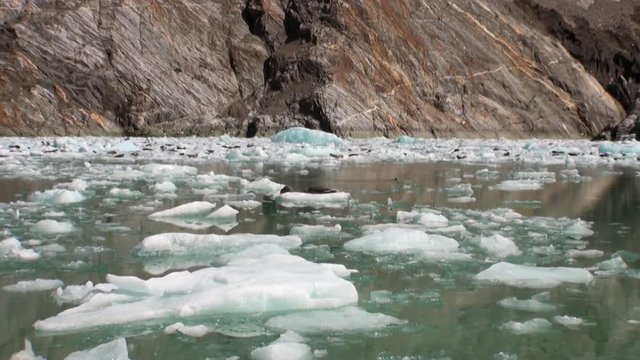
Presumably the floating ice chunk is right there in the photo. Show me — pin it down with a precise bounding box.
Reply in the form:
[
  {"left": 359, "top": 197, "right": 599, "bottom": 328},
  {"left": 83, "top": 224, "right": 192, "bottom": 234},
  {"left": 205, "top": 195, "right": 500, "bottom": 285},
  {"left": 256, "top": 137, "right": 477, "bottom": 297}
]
[
  {"left": 9, "top": 339, "right": 45, "bottom": 360},
  {"left": 416, "top": 213, "right": 449, "bottom": 228},
  {"left": 448, "top": 196, "right": 476, "bottom": 203},
  {"left": 3, "top": 279, "right": 63, "bottom": 292},
  {"left": 251, "top": 342, "right": 312, "bottom": 360},
  {"left": 142, "top": 164, "right": 198, "bottom": 178},
  {"left": 277, "top": 192, "right": 351, "bottom": 209},
  {"left": 108, "top": 188, "right": 142, "bottom": 199},
  {"left": 272, "top": 127, "right": 341, "bottom": 146},
  {"left": 494, "top": 180, "right": 543, "bottom": 191},
  {"left": 150, "top": 181, "right": 177, "bottom": 193},
  {"left": 475, "top": 168, "right": 500, "bottom": 180},
  {"left": 596, "top": 256, "right": 627, "bottom": 271},
  {"left": 344, "top": 228, "right": 461, "bottom": 260},
  {"left": 479, "top": 234, "right": 522, "bottom": 258},
  {"left": 445, "top": 183, "right": 474, "bottom": 197},
  {"left": 514, "top": 170, "right": 556, "bottom": 183},
  {"left": 396, "top": 211, "right": 418, "bottom": 224},
  {"left": 30, "top": 189, "right": 85, "bottom": 204},
  {"left": 475, "top": 262, "right": 593, "bottom": 288},
  {"left": 206, "top": 205, "right": 239, "bottom": 222},
  {"left": 64, "top": 338, "right": 129, "bottom": 360},
  {"left": 225, "top": 200, "right": 262, "bottom": 210},
  {"left": 497, "top": 297, "right": 557, "bottom": 312},
  {"left": 112, "top": 140, "right": 139, "bottom": 153},
  {"left": 553, "top": 315, "right": 584, "bottom": 328},
  {"left": 54, "top": 281, "right": 116, "bottom": 305},
  {"left": 394, "top": 135, "right": 418, "bottom": 144},
  {"left": 55, "top": 179, "right": 89, "bottom": 192},
  {"left": 149, "top": 201, "right": 217, "bottom": 218},
  {"left": 1, "top": 237, "right": 22, "bottom": 256},
  {"left": 563, "top": 220, "right": 594, "bottom": 239},
  {"left": 598, "top": 141, "right": 640, "bottom": 156},
  {"left": 138, "top": 233, "right": 301, "bottom": 255},
  {"left": 31, "top": 220, "right": 75, "bottom": 234},
  {"left": 501, "top": 318, "right": 552, "bottom": 335},
  {"left": 289, "top": 224, "right": 342, "bottom": 242},
  {"left": 265, "top": 306, "right": 406, "bottom": 335},
  {"left": 242, "top": 178, "right": 285, "bottom": 196},
  {"left": 164, "top": 322, "right": 210, "bottom": 337},
  {"left": 566, "top": 249, "right": 604, "bottom": 259},
  {"left": 34, "top": 253, "right": 357, "bottom": 334}
]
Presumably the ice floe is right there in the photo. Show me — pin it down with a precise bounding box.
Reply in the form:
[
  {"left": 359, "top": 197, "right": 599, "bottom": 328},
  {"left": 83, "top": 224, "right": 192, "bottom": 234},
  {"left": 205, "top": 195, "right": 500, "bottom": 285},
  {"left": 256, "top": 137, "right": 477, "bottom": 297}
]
[
  {"left": 3, "top": 279, "right": 64, "bottom": 292},
  {"left": 31, "top": 219, "right": 75, "bottom": 234},
  {"left": 34, "top": 253, "right": 357, "bottom": 334},
  {"left": 0, "top": 237, "right": 40, "bottom": 260},
  {"left": 164, "top": 322, "right": 210, "bottom": 337},
  {"left": 493, "top": 180, "right": 543, "bottom": 191},
  {"left": 553, "top": 315, "right": 585, "bottom": 328},
  {"left": 289, "top": 224, "right": 342, "bottom": 242},
  {"left": 64, "top": 338, "right": 129, "bottom": 360},
  {"left": 149, "top": 201, "right": 217, "bottom": 218},
  {"left": 276, "top": 192, "right": 351, "bottom": 209},
  {"left": 250, "top": 331, "right": 312, "bottom": 360},
  {"left": 30, "top": 189, "right": 85, "bottom": 204},
  {"left": 478, "top": 234, "right": 522, "bottom": 259},
  {"left": 501, "top": 318, "right": 552, "bottom": 334},
  {"left": 497, "top": 297, "right": 557, "bottom": 312},
  {"left": 271, "top": 127, "right": 341, "bottom": 146},
  {"left": 475, "top": 262, "right": 593, "bottom": 288},
  {"left": 137, "top": 233, "right": 301, "bottom": 255}
]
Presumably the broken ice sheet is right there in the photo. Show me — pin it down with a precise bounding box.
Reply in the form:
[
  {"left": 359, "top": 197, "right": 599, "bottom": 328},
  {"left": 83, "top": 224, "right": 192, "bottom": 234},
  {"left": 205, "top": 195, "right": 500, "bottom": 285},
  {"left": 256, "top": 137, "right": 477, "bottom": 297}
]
[
  {"left": 64, "top": 338, "right": 130, "bottom": 360},
  {"left": 475, "top": 262, "right": 593, "bottom": 289}
]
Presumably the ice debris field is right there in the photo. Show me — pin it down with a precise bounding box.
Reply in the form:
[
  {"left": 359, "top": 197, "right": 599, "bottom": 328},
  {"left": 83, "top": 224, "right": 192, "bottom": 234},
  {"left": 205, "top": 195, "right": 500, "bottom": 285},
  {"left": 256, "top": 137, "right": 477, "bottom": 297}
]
[{"left": 1, "top": 128, "right": 640, "bottom": 359}]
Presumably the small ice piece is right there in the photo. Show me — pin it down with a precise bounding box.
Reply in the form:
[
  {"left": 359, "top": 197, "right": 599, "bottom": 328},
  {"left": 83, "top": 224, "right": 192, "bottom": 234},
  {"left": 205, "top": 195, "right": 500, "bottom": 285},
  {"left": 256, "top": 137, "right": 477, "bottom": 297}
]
[
  {"left": 242, "top": 178, "right": 286, "bottom": 196},
  {"left": 3, "top": 279, "right": 64, "bottom": 292},
  {"left": 596, "top": 256, "right": 627, "bottom": 271},
  {"left": 344, "top": 228, "right": 461, "bottom": 259},
  {"left": 55, "top": 281, "right": 101, "bottom": 305},
  {"left": 225, "top": 199, "right": 262, "bottom": 210},
  {"left": 149, "top": 201, "right": 217, "bottom": 218},
  {"left": 563, "top": 220, "right": 594, "bottom": 239},
  {"left": 497, "top": 297, "right": 557, "bottom": 312},
  {"left": 445, "top": 183, "right": 474, "bottom": 197},
  {"left": 112, "top": 140, "right": 139, "bottom": 153},
  {"left": 513, "top": 170, "right": 556, "bottom": 183},
  {"left": 494, "top": 180, "right": 543, "bottom": 191},
  {"left": 475, "top": 168, "right": 500, "bottom": 180},
  {"left": 150, "top": 181, "right": 177, "bottom": 193},
  {"left": 138, "top": 233, "right": 301, "bottom": 255},
  {"left": 396, "top": 211, "right": 418, "bottom": 224},
  {"left": 289, "top": 224, "right": 342, "bottom": 242},
  {"left": 447, "top": 196, "right": 476, "bottom": 203},
  {"left": 416, "top": 213, "right": 449, "bottom": 228},
  {"left": 265, "top": 306, "right": 406, "bottom": 334},
  {"left": 64, "top": 338, "right": 130, "bottom": 360},
  {"left": 31, "top": 220, "right": 75, "bottom": 234},
  {"left": 566, "top": 249, "right": 604, "bottom": 259},
  {"left": 206, "top": 205, "right": 239, "bottom": 222},
  {"left": 479, "top": 234, "right": 522, "bottom": 258},
  {"left": 55, "top": 179, "right": 89, "bottom": 192},
  {"left": 108, "top": 188, "right": 142, "bottom": 199},
  {"left": 475, "top": 262, "right": 593, "bottom": 288},
  {"left": 271, "top": 127, "right": 341, "bottom": 146},
  {"left": 1, "top": 237, "right": 22, "bottom": 256},
  {"left": 164, "top": 322, "right": 210, "bottom": 337},
  {"left": 553, "top": 315, "right": 584, "bottom": 328},
  {"left": 251, "top": 341, "right": 312, "bottom": 360},
  {"left": 30, "top": 189, "right": 85, "bottom": 204},
  {"left": 501, "top": 318, "right": 552, "bottom": 335},
  {"left": 276, "top": 192, "right": 351, "bottom": 209},
  {"left": 9, "top": 339, "right": 45, "bottom": 360}
]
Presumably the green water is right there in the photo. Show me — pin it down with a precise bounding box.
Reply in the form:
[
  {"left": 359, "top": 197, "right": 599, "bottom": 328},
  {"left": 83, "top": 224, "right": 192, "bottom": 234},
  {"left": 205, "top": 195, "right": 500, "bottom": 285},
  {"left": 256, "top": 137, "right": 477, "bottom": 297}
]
[{"left": 1, "top": 161, "right": 639, "bottom": 359}]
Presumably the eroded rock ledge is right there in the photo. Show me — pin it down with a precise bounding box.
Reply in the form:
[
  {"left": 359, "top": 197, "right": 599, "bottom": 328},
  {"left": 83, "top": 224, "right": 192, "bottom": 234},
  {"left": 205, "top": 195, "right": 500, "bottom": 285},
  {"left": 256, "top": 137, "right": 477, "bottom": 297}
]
[{"left": 0, "top": 0, "right": 636, "bottom": 138}]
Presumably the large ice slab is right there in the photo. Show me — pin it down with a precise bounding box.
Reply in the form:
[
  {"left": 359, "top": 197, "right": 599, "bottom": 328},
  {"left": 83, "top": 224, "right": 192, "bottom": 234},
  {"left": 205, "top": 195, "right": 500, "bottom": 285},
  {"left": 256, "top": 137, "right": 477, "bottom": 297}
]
[
  {"left": 137, "top": 233, "right": 302, "bottom": 255},
  {"left": 344, "top": 227, "right": 464, "bottom": 260},
  {"left": 475, "top": 262, "right": 593, "bottom": 288},
  {"left": 276, "top": 192, "right": 351, "bottom": 209},
  {"left": 149, "top": 201, "right": 217, "bottom": 218},
  {"left": 34, "top": 253, "right": 357, "bottom": 334},
  {"left": 65, "top": 338, "right": 129, "bottom": 360},
  {"left": 271, "top": 127, "right": 341, "bottom": 146},
  {"left": 265, "top": 306, "right": 406, "bottom": 334}
]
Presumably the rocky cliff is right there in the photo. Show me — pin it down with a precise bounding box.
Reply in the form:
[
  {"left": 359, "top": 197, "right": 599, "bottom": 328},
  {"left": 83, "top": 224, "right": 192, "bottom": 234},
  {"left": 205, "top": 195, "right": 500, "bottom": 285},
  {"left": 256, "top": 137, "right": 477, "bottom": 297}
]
[{"left": 0, "top": 0, "right": 636, "bottom": 138}]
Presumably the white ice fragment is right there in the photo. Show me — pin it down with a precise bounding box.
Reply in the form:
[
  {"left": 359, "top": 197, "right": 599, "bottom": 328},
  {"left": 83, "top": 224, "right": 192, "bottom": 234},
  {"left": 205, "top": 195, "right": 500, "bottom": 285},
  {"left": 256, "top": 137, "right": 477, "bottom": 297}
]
[
  {"left": 475, "top": 262, "right": 593, "bottom": 289},
  {"left": 553, "top": 315, "right": 584, "bottom": 328},
  {"left": 150, "top": 181, "right": 177, "bottom": 193},
  {"left": 396, "top": 211, "right": 418, "bottom": 224},
  {"left": 447, "top": 196, "right": 476, "bottom": 203},
  {"left": 3, "top": 279, "right": 64, "bottom": 292},
  {"left": 149, "top": 201, "right": 217, "bottom": 218},
  {"left": 242, "top": 178, "right": 285, "bottom": 196},
  {"left": 596, "top": 256, "right": 627, "bottom": 271},
  {"left": 265, "top": 306, "right": 406, "bottom": 334},
  {"left": 416, "top": 213, "right": 449, "bottom": 228},
  {"left": 251, "top": 343, "right": 312, "bottom": 360},
  {"left": 142, "top": 164, "right": 198, "bottom": 178},
  {"left": 567, "top": 249, "right": 604, "bottom": 259},
  {"left": 138, "top": 233, "right": 301, "bottom": 255},
  {"left": 225, "top": 200, "right": 262, "bottom": 210},
  {"left": 289, "top": 224, "right": 342, "bottom": 242},
  {"left": 501, "top": 318, "right": 552, "bottom": 335},
  {"left": 9, "top": 339, "right": 45, "bottom": 360},
  {"left": 34, "top": 253, "right": 357, "bottom": 334},
  {"left": 344, "top": 228, "right": 461, "bottom": 260},
  {"left": 55, "top": 281, "right": 110, "bottom": 305},
  {"left": 1, "top": 237, "right": 22, "bottom": 256},
  {"left": 30, "top": 189, "right": 85, "bottom": 204},
  {"left": 271, "top": 127, "right": 341, "bottom": 146},
  {"left": 563, "top": 220, "right": 594, "bottom": 239},
  {"left": 513, "top": 170, "right": 556, "bottom": 183},
  {"left": 497, "top": 297, "right": 557, "bottom": 312},
  {"left": 64, "top": 338, "right": 129, "bottom": 360},
  {"left": 54, "top": 179, "right": 89, "bottom": 192},
  {"left": 31, "top": 220, "right": 75, "bottom": 234},
  {"left": 108, "top": 188, "right": 142, "bottom": 199},
  {"left": 112, "top": 140, "right": 139, "bottom": 153},
  {"left": 479, "top": 234, "right": 522, "bottom": 258},
  {"left": 206, "top": 205, "right": 239, "bottom": 222},
  {"left": 164, "top": 322, "right": 210, "bottom": 337},
  {"left": 494, "top": 180, "right": 543, "bottom": 191},
  {"left": 276, "top": 192, "right": 351, "bottom": 209}
]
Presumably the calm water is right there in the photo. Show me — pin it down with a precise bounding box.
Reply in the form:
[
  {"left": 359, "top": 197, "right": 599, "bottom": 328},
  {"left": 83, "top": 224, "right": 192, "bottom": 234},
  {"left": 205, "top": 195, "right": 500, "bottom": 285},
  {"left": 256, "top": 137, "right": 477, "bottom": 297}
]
[{"left": 1, "top": 159, "right": 640, "bottom": 359}]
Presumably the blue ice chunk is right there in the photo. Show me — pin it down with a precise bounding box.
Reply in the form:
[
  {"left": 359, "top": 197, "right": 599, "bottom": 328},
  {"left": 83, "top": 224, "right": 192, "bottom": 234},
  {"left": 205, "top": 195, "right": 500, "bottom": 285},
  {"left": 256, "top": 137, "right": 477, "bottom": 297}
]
[
  {"left": 598, "top": 142, "right": 640, "bottom": 155},
  {"left": 112, "top": 140, "right": 139, "bottom": 153},
  {"left": 394, "top": 135, "right": 417, "bottom": 145},
  {"left": 272, "top": 127, "right": 341, "bottom": 146}
]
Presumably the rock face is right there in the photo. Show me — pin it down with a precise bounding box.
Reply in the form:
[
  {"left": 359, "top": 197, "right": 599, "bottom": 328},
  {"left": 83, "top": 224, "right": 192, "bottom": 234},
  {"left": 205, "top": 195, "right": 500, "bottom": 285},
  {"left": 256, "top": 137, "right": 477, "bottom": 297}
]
[{"left": 0, "top": 0, "right": 634, "bottom": 138}]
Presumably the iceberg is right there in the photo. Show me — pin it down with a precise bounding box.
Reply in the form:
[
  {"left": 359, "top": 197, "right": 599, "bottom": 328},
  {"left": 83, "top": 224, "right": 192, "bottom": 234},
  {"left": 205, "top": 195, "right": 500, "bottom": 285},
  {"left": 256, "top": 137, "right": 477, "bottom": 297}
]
[
  {"left": 3, "top": 279, "right": 64, "bottom": 292},
  {"left": 64, "top": 338, "right": 129, "bottom": 360},
  {"left": 0, "top": 237, "right": 40, "bottom": 260},
  {"left": 149, "top": 201, "right": 217, "bottom": 218},
  {"left": 501, "top": 318, "right": 552, "bottom": 335},
  {"left": 137, "top": 233, "right": 301, "bottom": 255},
  {"left": 242, "top": 178, "right": 286, "bottom": 196},
  {"left": 251, "top": 331, "right": 312, "bottom": 360},
  {"left": 478, "top": 234, "right": 522, "bottom": 258},
  {"left": 29, "top": 189, "right": 85, "bottom": 204},
  {"left": 265, "top": 306, "right": 406, "bottom": 334},
  {"left": 475, "top": 262, "right": 593, "bottom": 288},
  {"left": 553, "top": 315, "right": 584, "bottom": 327},
  {"left": 289, "top": 224, "right": 342, "bottom": 242},
  {"left": 494, "top": 180, "right": 543, "bottom": 191},
  {"left": 34, "top": 253, "right": 357, "bottom": 334},
  {"left": 271, "top": 127, "right": 341, "bottom": 146},
  {"left": 206, "top": 205, "right": 239, "bottom": 222},
  {"left": 150, "top": 181, "right": 177, "bottom": 193},
  {"left": 31, "top": 220, "right": 75, "bottom": 234},
  {"left": 164, "top": 322, "right": 210, "bottom": 337},
  {"left": 276, "top": 192, "right": 351, "bottom": 209},
  {"left": 497, "top": 297, "right": 557, "bottom": 312}
]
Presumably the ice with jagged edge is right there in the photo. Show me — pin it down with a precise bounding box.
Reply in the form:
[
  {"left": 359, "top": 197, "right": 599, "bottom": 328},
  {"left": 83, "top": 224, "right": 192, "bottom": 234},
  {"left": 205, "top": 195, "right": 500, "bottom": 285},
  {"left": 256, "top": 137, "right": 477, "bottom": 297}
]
[
  {"left": 64, "top": 338, "right": 130, "bottom": 360},
  {"left": 251, "top": 331, "right": 312, "bottom": 360},
  {"left": 0, "top": 237, "right": 40, "bottom": 260},
  {"left": 34, "top": 252, "right": 357, "bottom": 334},
  {"left": 476, "top": 262, "right": 593, "bottom": 288}
]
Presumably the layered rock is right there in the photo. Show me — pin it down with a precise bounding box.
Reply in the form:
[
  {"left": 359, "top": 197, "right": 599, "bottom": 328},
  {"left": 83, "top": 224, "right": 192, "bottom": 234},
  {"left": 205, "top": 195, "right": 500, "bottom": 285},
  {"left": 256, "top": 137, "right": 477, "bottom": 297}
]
[{"left": 0, "top": 0, "right": 634, "bottom": 137}]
